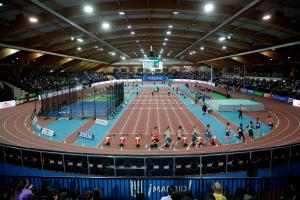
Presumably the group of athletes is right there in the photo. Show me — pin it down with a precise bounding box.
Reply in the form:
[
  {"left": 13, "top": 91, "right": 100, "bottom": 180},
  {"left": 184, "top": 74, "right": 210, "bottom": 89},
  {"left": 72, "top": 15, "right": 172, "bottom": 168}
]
[{"left": 103, "top": 114, "right": 273, "bottom": 149}]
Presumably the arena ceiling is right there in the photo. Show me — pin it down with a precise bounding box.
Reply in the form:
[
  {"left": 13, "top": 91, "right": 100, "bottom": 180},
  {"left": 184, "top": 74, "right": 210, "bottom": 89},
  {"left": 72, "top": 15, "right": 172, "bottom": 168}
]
[{"left": 0, "top": 0, "right": 299, "bottom": 71}]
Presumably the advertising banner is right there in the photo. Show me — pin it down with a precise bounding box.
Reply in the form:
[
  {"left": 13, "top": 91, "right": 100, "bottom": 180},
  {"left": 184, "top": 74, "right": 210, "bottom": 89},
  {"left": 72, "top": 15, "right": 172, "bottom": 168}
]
[
  {"left": 240, "top": 88, "right": 247, "bottom": 94},
  {"left": 0, "top": 100, "right": 16, "bottom": 109},
  {"left": 173, "top": 79, "right": 215, "bottom": 87},
  {"left": 91, "top": 79, "right": 142, "bottom": 87},
  {"left": 41, "top": 127, "right": 55, "bottom": 137},
  {"left": 293, "top": 99, "right": 300, "bottom": 107},
  {"left": 287, "top": 98, "right": 294, "bottom": 104},
  {"left": 273, "top": 95, "right": 288, "bottom": 103},
  {"left": 95, "top": 118, "right": 108, "bottom": 126},
  {"left": 254, "top": 91, "right": 264, "bottom": 97},
  {"left": 264, "top": 93, "right": 271, "bottom": 98},
  {"left": 142, "top": 75, "right": 168, "bottom": 81},
  {"left": 35, "top": 124, "right": 42, "bottom": 133},
  {"left": 246, "top": 89, "right": 255, "bottom": 95},
  {"left": 78, "top": 131, "right": 94, "bottom": 140}
]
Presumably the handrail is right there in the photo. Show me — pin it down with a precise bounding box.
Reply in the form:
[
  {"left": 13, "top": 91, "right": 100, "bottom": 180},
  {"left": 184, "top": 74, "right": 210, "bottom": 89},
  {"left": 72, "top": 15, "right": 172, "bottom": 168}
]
[{"left": 0, "top": 142, "right": 299, "bottom": 158}]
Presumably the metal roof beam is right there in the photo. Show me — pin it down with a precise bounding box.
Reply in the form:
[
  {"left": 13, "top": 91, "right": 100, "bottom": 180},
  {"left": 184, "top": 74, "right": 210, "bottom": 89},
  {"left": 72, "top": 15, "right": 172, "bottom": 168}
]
[
  {"left": 175, "top": 0, "right": 263, "bottom": 58},
  {"left": 197, "top": 41, "right": 300, "bottom": 64},
  {"left": 29, "top": 0, "right": 130, "bottom": 59},
  {"left": 0, "top": 43, "right": 107, "bottom": 64}
]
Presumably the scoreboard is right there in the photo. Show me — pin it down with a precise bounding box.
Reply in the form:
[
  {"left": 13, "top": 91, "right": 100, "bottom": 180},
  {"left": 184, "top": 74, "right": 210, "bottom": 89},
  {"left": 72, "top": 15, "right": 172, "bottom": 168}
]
[{"left": 142, "top": 59, "right": 163, "bottom": 69}]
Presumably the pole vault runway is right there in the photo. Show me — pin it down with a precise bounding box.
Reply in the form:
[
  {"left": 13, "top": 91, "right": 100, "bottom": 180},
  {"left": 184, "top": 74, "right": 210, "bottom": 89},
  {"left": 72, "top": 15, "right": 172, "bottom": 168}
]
[{"left": 0, "top": 84, "right": 300, "bottom": 155}]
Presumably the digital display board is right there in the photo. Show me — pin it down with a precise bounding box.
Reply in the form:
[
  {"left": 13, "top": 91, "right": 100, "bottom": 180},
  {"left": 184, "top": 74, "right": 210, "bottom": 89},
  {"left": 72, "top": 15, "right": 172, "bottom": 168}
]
[{"left": 142, "top": 59, "right": 163, "bottom": 69}]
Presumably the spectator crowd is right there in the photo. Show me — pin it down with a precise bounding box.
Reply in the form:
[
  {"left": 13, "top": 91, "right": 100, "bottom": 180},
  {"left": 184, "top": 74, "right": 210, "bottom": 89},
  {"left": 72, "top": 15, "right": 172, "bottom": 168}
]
[
  {"left": 1, "top": 70, "right": 299, "bottom": 101},
  {"left": 217, "top": 77, "right": 300, "bottom": 99}
]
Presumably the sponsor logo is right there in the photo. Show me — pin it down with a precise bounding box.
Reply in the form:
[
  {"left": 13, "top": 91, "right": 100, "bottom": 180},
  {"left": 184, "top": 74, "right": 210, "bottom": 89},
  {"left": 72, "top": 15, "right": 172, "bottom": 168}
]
[
  {"left": 0, "top": 100, "right": 16, "bottom": 109},
  {"left": 293, "top": 99, "right": 300, "bottom": 107},
  {"left": 95, "top": 118, "right": 108, "bottom": 126},
  {"left": 41, "top": 128, "right": 55, "bottom": 137},
  {"left": 78, "top": 131, "right": 94, "bottom": 140}
]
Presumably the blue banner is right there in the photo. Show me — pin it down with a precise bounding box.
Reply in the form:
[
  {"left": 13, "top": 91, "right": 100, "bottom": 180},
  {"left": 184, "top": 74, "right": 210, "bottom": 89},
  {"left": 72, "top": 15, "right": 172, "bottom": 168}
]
[
  {"left": 78, "top": 131, "right": 94, "bottom": 140},
  {"left": 143, "top": 75, "right": 168, "bottom": 81},
  {"left": 35, "top": 123, "right": 42, "bottom": 133},
  {"left": 273, "top": 95, "right": 288, "bottom": 103},
  {"left": 240, "top": 88, "right": 247, "bottom": 94},
  {"left": 246, "top": 89, "right": 255, "bottom": 95}
]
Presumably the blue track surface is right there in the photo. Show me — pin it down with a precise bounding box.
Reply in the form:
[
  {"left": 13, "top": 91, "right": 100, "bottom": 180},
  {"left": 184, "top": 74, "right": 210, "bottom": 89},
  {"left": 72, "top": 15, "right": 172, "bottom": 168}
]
[
  {"left": 175, "top": 86, "right": 237, "bottom": 144},
  {"left": 39, "top": 119, "right": 88, "bottom": 142},
  {"left": 75, "top": 87, "right": 136, "bottom": 148}
]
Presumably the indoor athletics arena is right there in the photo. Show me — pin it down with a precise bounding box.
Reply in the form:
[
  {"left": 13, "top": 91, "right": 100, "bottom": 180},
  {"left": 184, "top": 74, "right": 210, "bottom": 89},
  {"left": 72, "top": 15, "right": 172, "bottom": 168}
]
[{"left": 0, "top": 0, "right": 300, "bottom": 199}]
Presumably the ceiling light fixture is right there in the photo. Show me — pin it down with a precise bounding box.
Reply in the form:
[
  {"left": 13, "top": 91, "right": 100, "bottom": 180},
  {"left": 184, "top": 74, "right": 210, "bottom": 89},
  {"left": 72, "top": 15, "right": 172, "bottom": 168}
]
[
  {"left": 118, "top": 11, "right": 125, "bottom": 15},
  {"left": 102, "top": 22, "right": 110, "bottom": 29},
  {"left": 168, "top": 25, "right": 173, "bottom": 28},
  {"left": 130, "top": 31, "right": 135, "bottom": 35},
  {"left": 262, "top": 14, "right": 271, "bottom": 21},
  {"left": 164, "top": 38, "right": 168, "bottom": 41},
  {"left": 127, "top": 25, "right": 132, "bottom": 29},
  {"left": 136, "top": 40, "right": 139, "bottom": 43},
  {"left": 173, "top": 11, "right": 179, "bottom": 15},
  {"left": 218, "top": 36, "right": 226, "bottom": 42},
  {"left": 166, "top": 31, "right": 171, "bottom": 35},
  {"left": 29, "top": 17, "right": 38, "bottom": 23},
  {"left": 163, "top": 43, "right": 166, "bottom": 46},
  {"left": 204, "top": 3, "right": 214, "bottom": 13},
  {"left": 222, "top": 46, "right": 227, "bottom": 50},
  {"left": 84, "top": 5, "right": 94, "bottom": 13},
  {"left": 0, "top": 3, "right": 3, "bottom": 6},
  {"left": 200, "top": 46, "right": 204, "bottom": 50},
  {"left": 76, "top": 38, "right": 84, "bottom": 42},
  {"left": 77, "top": 47, "right": 82, "bottom": 51}
]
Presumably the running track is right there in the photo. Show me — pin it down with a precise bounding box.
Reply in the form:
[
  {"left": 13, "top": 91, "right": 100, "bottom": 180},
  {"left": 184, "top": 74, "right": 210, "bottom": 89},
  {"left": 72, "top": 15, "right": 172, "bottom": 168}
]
[{"left": 0, "top": 85, "right": 300, "bottom": 155}]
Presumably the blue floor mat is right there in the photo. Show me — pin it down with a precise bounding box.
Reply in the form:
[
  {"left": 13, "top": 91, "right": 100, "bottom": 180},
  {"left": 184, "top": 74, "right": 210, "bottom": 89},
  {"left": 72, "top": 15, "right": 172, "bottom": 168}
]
[{"left": 40, "top": 119, "right": 88, "bottom": 142}]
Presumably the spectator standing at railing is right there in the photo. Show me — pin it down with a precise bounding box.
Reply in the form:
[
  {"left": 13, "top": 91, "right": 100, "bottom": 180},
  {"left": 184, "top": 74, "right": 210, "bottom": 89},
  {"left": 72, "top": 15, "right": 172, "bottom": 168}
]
[
  {"left": 16, "top": 179, "right": 33, "bottom": 200},
  {"left": 212, "top": 182, "right": 227, "bottom": 200},
  {"left": 161, "top": 185, "right": 177, "bottom": 200}
]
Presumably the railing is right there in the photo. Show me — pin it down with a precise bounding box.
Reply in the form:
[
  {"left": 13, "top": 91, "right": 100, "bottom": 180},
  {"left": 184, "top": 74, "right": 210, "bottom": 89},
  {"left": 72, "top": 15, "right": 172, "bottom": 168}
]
[
  {"left": 1, "top": 143, "right": 299, "bottom": 177},
  {"left": 0, "top": 175, "right": 295, "bottom": 199}
]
